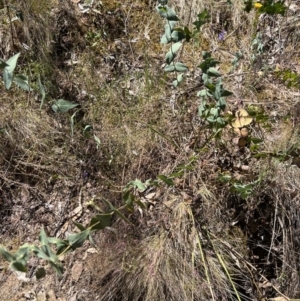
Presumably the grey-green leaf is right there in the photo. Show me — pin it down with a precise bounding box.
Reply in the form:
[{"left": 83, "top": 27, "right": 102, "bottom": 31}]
[
  {"left": 3, "top": 69, "right": 13, "bottom": 90},
  {"left": 165, "top": 42, "right": 182, "bottom": 64},
  {"left": 89, "top": 213, "right": 112, "bottom": 231},
  {"left": 207, "top": 67, "right": 221, "bottom": 77},
  {"left": 114, "top": 209, "right": 134, "bottom": 226},
  {"left": 171, "top": 30, "right": 186, "bottom": 42},
  {"left": 38, "top": 75, "right": 46, "bottom": 109},
  {"left": 48, "top": 238, "right": 70, "bottom": 256},
  {"left": 164, "top": 64, "right": 175, "bottom": 72},
  {"left": 161, "top": 34, "right": 171, "bottom": 44},
  {"left": 5, "top": 53, "right": 20, "bottom": 73},
  {"left": 49, "top": 261, "right": 64, "bottom": 276},
  {"left": 0, "top": 247, "right": 15, "bottom": 262},
  {"left": 157, "top": 174, "right": 174, "bottom": 186},
  {"left": 73, "top": 221, "right": 86, "bottom": 231},
  {"left": 52, "top": 99, "right": 79, "bottom": 113},
  {"left": 166, "top": 7, "right": 179, "bottom": 21},
  {"left": 156, "top": 6, "right": 179, "bottom": 21},
  {"left": 39, "top": 229, "right": 49, "bottom": 245},
  {"left": 128, "top": 179, "right": 147, "bottom": 191},
  {"left": 174, "top": 62, "right": 188, "bottom": 72},
  {"left": 67, "top": 229, "right": 90, "bottom": 249},
  {"left": 173, "top": 73, "right": 184, "bottom": 87},
  {"left": 14, "top": 74, "right": 31, "bottom": 91}
]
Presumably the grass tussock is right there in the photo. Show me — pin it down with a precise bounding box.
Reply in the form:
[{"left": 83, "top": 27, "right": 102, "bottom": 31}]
[{"left": 86, "top": 193, "right": 251, "bottom": 301}]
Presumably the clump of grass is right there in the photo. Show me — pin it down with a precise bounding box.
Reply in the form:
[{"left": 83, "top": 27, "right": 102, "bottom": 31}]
[{"left": 82, "top": 188, "right": 252, "bottom": 301}]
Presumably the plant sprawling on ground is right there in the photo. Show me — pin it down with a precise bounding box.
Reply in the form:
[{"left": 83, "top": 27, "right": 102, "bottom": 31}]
[{"left": 1, "top": 0, "right": 300, "bottom": 300}]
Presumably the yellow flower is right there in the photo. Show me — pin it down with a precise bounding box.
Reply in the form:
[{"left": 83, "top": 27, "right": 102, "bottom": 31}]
[{"left": 254, "top": 2, "right": 263, "bottom": 8}]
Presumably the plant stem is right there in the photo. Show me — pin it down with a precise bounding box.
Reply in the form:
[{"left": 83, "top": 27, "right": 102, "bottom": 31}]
[{"left": 3, "top": 0, "right": 15, "bottom": 48}]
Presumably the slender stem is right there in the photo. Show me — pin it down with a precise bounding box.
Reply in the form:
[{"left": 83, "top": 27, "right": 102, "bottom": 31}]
[{"left": 3, "top": 0, "right": 15, "bottom": 48}]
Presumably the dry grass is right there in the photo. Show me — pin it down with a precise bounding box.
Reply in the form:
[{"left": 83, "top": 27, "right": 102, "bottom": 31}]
[{"left": 1, "top": 0, "right": 300, "bottom": 300}]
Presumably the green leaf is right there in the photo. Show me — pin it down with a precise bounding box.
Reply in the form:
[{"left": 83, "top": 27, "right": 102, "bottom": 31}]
[
  {"left": 88, "top": 213, "right": 112, "bottom": 231},
  {"left": 165, "top": 42, "right": 182, "bottom": 64},
  {"left": 244, "top": 0, "right": 253, "bottom": 12},
  {"left": 94, "top": 135, "right": 101, "bottom": 147},
  {"left": 174, "top": 62, "right": 188, "bottom": 72},
  {"left": 5, "top": 53, "right": 20, "bottom": 73},
  {"left": 197, "top": 89, "right": 208, "bottom": 97},
  {"left": 216, "top": 117, "right": 225, "bottom": 125},
  {"left": 198, "top": 54, "right": 220, "bottom": 73},
  {"left": 231, "top": 182, "right": 255, "bottom": 199},
  {"left": 0, "top": 247, "right": 15, "bottom": 262},
  {"left": 166, "top": 7, "right": 179, "bottom": 20},
  {"left": 161, "top": 21, "right": 178, "bottom": 44},
  {"left": 38, "top": 75, "right": 46, "bottom": 110},
  {"left": 168, "top": 20, "right": 177, "bottom": 31},
  {"left": 173, "top": 73, "right": 184, "bottom": 87},
  {"left": 156, "top": 6, "right": 179, "bottom": 20},
  {"left": 49, "top": 261, "right": 63, "bottom": 276},
  {"left": 48, "top": 238, "right": 70, "bottom": 256},
  {"left": 114, "top": 209, "right": 134, "bottom": 225},
  {"left": 127, "top": 179, "right": 147, "bottom": 191},
  {"left": 52, "top": 99, "right": 79, "bottom": 113},
  {"left": 218, "top": 173, "right": 232, "bottom": 183},
  {"left": 193, "top": 9, "right": 210, "bottom": 31},
  {"left": 41, "top": 244, "right": 56, "bottom": 259},
  {"left": 249, "top": 137, "right": 263, "bottom": 144},
  {"left": 32, "top": 246, "right": 49, "bottom": 260},
  {"left": 35, "top": 267, "right": 46, "bottom": 280},
  {"left": 164, "top": 64, "right": 175, "bottom": 72},
  {"left": 124, "top": 191, "right": 134, "bottom": 211},
  {"left": 156, "top": 5, "right": 168, "bottom": 18},
  {"left": 221, "top": 89, "right": 233, "bottom": 97},
  {"left": 73, "top": 221, "right": 86, "bottom": 231},
  {"left": 259, "top": 1, "right": 287, "bottom": 15},
  {"left": 67, "top": 229, "right": 91, "bottom": 249},
  {"left": 101, "top": 198, "right": 116, "bottom": 211},
  {"left": 210, "top": 107, "right": 219, "bottom": 117},
  {"left": 157, "top": 174, "right": 174, "bottom": 186},
  {"left": 70, "top": 111, "right": 77, "bottom": 137},
  {"left": 16, "top": 244, "right": 31, "bottom": 265},
  {"left": 11, "top": 261, "right": 27, "bottom": 272},
  {"left": 135, "top": 199, "right": 147, "bottom": 209},
  {"left": 39, "top": 229, "right": 49, "bottom": 245},
  {"left": 207, "top": 67, "right": 221, "bottom": 77},
  {"left": 14, "top": 74, "right": 31, "bottom": 91},
  {"left": 217, "top": 97, "right": 226, "bottom": 110},
  {"left": 184, "top": 26, "right": 192, "bottom": 42},
  {"left": 83, "top": 125, "right": 93, "bottom": 136},
  {"left": 3, "top": 69, "right": 13, "bottom": 90},
  {"left": 0, "top": 60, "right": 8, "bottom": 70},
  {"left": 161, "top": 34, "right": 171, "bottom": 44},
  {"left": 171, "top": 30, "right": 186, "bottom": 42}
]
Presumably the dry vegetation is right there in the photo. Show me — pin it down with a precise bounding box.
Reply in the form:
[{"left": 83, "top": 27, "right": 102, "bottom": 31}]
[{"left": 1, "top": 0, "right": 300, "bottom": 300}]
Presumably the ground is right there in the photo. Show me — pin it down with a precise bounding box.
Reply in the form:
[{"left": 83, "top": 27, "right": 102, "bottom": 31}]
[{"left": 1, "top": 0, "right": 300, "bottom": 300}]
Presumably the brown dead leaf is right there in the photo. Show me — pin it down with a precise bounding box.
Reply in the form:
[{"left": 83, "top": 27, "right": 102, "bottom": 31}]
[
  {"left": 232, "top": 108, "right": 253, "bottom": 128},
  {"left": 240, "top": 127, "right": 249, "bottom": 137},
  {"left": 233, "top": 137, "right": 247, "bottom": 147}
]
